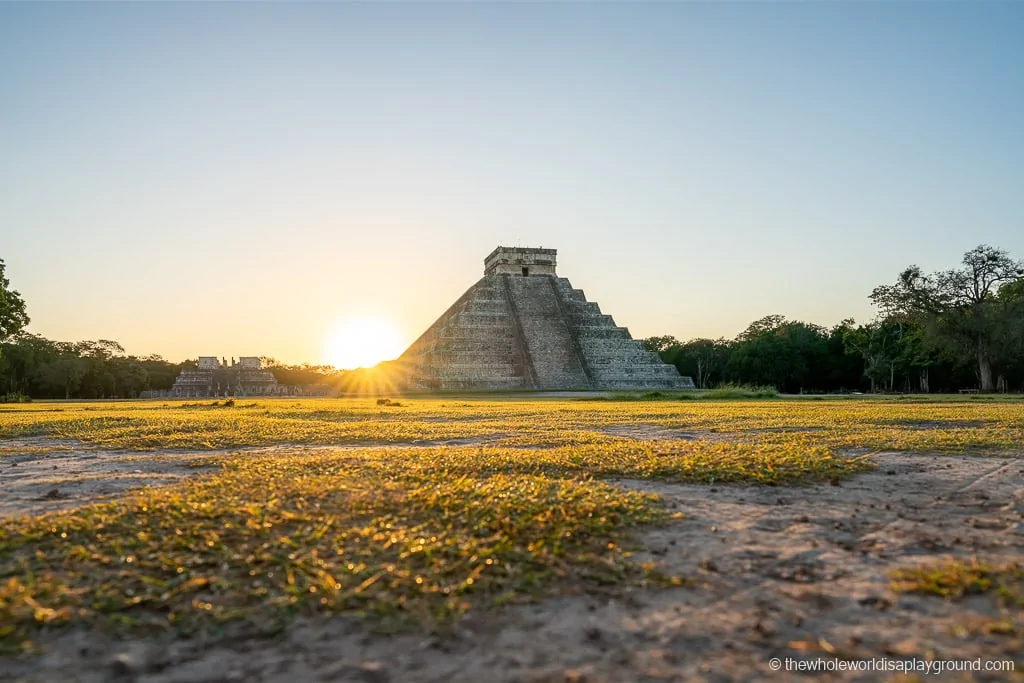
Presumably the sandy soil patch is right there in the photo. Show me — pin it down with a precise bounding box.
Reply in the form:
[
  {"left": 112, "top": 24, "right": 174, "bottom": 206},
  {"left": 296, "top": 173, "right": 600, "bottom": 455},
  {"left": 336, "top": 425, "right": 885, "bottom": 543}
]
[
  {"left": 0, "top": 439, "right": 220, "bottom": 519},
  {"left": 878, "top": 420, "right": 992, "bottom": 430},
  {"left": 3, "top": 451, "right": 1022, "bottom": 682},
  {"left": 597, "top": 424, "right": 730, "bottom": 442}
]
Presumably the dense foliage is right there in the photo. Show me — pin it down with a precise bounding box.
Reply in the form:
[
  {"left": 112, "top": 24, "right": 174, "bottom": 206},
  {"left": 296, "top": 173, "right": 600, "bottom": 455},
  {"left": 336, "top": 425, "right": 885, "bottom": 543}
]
[
  {"left": 0, "top": 336, "right": 187, "bottom": 400},
  {"left": 0, "top": 339, "right": 344, "bottom": 401},
  {"left": 646, "top": 245, "right": 1024, "bottom": 394}
]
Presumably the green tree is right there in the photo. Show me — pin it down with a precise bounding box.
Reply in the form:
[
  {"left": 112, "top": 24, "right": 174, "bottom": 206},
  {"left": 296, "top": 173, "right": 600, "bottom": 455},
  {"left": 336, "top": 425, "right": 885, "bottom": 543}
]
[
  {"left": 842, "top": 320, "right": 924, "bottom": 393},
  {"left": 666, "top": 338, "right": 731, "bottom": 389},
  {"left": 823, "top": 320, "right": 867, "bottom": 392},
  {"left": 0, "top": 258, "right": 29, "bottom": 343},
  {"left": 871, "top": 245, "right": 1024, "bottom": 392},
  {"left": 737, "top": 314, "right": 787, "bottom": 341},
  {"left": 39, "top": 356, "right": 87, "bottom": 399},
  {"left": 727, "top": 317, "right": 830, "bottom": 393},
  {"left": 139, "top": 355, "right": 186, "bottom": 392},
  {"left": 266, "top": 362, "right": 343, "bottom": 387},
  {"left": 843, "top": 321, "right": 895, "bottom": 392},
  {"left": 73, "top": 339, "right": 127, "bottom": 397},
  {"left": 0, "top": 333, "right": 57, "bottom": 394},
  {"left": 113, "top": 359, "right": 149, "bottom": 398},
  {"left": 640, "top": 336, "right": 681, "bottom": 354},
  {"left": 990, "top": 279, "right": 1024, "bottom": 391}
]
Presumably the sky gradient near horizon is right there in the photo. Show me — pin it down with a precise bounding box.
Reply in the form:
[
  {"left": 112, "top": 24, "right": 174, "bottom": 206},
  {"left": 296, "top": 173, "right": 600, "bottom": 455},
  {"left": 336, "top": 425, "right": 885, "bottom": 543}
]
[{"left": 2, "top": 2, "right": 1022, "bottom": 366}]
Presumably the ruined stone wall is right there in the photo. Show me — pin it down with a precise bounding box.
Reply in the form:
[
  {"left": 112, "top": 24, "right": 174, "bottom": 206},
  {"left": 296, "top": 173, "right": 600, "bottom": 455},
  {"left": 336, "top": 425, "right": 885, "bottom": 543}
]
[{"left": 169, "top": 359, "right": 282, "bottom": 397}]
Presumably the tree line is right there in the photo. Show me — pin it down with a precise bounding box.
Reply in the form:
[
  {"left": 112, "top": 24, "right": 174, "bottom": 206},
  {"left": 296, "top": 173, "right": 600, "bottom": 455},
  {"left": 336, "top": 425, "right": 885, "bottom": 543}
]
[
  {"left": 0, "top": 336, "right": 345, "bottom": 401},
  {"left": 644, "top": 245, "right": 1024, "bottom": 393},
  {"left": 0, "top": 335, "right": 193, "bottom": 400},
  {"left": 3, "top": 246, "right": 1023, "bottom": 398}
]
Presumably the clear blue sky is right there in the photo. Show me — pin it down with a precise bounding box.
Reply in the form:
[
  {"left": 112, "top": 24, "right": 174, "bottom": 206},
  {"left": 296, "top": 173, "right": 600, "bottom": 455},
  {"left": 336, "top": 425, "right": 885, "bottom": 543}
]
[{"left": 2, "top": 2, "right": 1021, "bottom": 365}]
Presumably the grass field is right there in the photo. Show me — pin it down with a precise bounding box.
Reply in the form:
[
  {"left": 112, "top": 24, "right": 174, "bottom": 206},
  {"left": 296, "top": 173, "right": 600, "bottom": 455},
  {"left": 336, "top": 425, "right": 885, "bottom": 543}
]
[
  {"left": 2, "top": 395, "right": 1023, "bottom": 452},
  {"left": 1, "top": 396, "right": 1022, "bottom": 658}
]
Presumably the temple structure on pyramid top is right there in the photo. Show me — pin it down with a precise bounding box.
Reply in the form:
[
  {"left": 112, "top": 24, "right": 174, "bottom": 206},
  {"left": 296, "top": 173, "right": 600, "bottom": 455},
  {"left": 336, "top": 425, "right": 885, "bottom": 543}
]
[{"left": 396, "top": 246, "right": 695, "bottom": 391}]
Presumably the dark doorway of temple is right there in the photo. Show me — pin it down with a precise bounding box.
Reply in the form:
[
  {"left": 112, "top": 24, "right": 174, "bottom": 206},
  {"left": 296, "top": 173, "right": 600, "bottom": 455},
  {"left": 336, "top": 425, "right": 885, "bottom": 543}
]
[{"left": 522, "top": 267, "right": 529, "bottom": 276}]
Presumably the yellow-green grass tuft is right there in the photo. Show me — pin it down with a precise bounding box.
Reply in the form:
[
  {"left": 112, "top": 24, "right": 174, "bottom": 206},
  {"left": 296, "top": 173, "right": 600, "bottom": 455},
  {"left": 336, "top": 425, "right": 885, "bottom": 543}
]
[{"left": 891, "top": 558, "right": 1023, "bottom": 605}]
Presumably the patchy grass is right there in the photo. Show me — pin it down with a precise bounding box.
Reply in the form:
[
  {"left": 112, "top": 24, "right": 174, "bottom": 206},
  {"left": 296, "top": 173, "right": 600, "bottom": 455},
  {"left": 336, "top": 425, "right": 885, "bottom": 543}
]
[
  {"left": 1, "top": 397, "right": 1022, "bottom": 453},
  {"left": 0, "top": 438, "right": 864, "bottom": 651},
  {"left": 701, "top": 384, "right": 780, "bottom": 399},
  {"left": 0, "top": 439, "right": 862, "bottom": 650},
  {"left": 1, "top": 396, "right": 1021, "bottom": 651},
  {"left": 0, "top": 446, "right": 683, "bottom": 651},
  {"left": 608, "top": 384, "right": 779, "bottom": 401},
  {"left": 891, "top": 558, "right": 1024, "bottom": 606}
]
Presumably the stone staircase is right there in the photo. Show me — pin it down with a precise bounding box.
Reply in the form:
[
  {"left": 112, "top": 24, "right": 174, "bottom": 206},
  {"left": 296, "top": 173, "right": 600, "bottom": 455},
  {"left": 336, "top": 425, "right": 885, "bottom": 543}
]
[
  {"left": 504, "top": 276, "right": 590, "bottom": 390},
  {"left": 551, "top": 278, "right": 694, "bottom": 390}
]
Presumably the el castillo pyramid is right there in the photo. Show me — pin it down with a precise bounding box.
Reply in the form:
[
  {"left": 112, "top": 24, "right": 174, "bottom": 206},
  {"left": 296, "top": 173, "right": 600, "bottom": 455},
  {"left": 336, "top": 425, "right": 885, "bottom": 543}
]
[{"left": 395, "top": 247, "right": 696, "bottom": 391}]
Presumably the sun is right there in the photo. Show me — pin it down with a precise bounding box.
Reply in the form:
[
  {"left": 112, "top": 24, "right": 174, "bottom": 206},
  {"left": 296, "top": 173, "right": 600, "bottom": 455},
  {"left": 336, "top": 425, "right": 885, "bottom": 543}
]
[{"left": 324, "top": 317, "right": 405, "bottom": 369}]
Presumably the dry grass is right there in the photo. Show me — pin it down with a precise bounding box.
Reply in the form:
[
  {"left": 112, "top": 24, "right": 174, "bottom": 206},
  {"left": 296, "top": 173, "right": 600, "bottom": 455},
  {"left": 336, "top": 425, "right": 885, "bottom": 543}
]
[
  {"left": 0, "top": 446, "right": 681, "bottom": 651},
  {"left": 891, "top": 558, "right": 1024, "bottom": 606},
  {"left": 1, "top": 397, "right": 1022, "bottom": 452},
  {"left": 1, "top": 396, "right": 1022, "bottom": 652}
]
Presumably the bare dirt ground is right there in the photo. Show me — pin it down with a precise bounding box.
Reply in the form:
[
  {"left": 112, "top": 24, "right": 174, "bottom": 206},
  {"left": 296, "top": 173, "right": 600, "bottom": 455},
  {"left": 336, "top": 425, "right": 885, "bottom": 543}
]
[
  {"left": 2, "top": 440, "right": 1023, "bottom": 682},
  {"left": 596, "top": 424, "right": 733, "bottom": 442},
  {"left": 0, "top": 438, "right": 222, "bottom": 519}
]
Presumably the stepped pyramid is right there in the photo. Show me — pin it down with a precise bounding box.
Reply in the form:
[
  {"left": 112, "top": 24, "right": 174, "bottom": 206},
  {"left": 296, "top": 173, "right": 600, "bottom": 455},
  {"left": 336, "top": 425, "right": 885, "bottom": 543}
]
[{"left": 395, "top": 247, "right": 695, "bottom": 391}]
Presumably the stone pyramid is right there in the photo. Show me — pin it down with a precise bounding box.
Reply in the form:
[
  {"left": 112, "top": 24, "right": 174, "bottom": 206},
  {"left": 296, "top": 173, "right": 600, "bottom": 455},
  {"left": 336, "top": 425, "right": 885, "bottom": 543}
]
[{"left": 396, "top": 247, "right": 695, "bottom": 391}]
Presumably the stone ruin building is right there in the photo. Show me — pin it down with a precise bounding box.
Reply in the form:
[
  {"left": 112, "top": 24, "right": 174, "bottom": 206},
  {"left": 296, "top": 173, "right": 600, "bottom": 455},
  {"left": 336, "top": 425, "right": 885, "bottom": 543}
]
[
  {"left": 396, "top": 247, "right": 696, "bottom": 391},
  {"left": 168, "top": 356, "right": 288, "bottom": 398}
]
